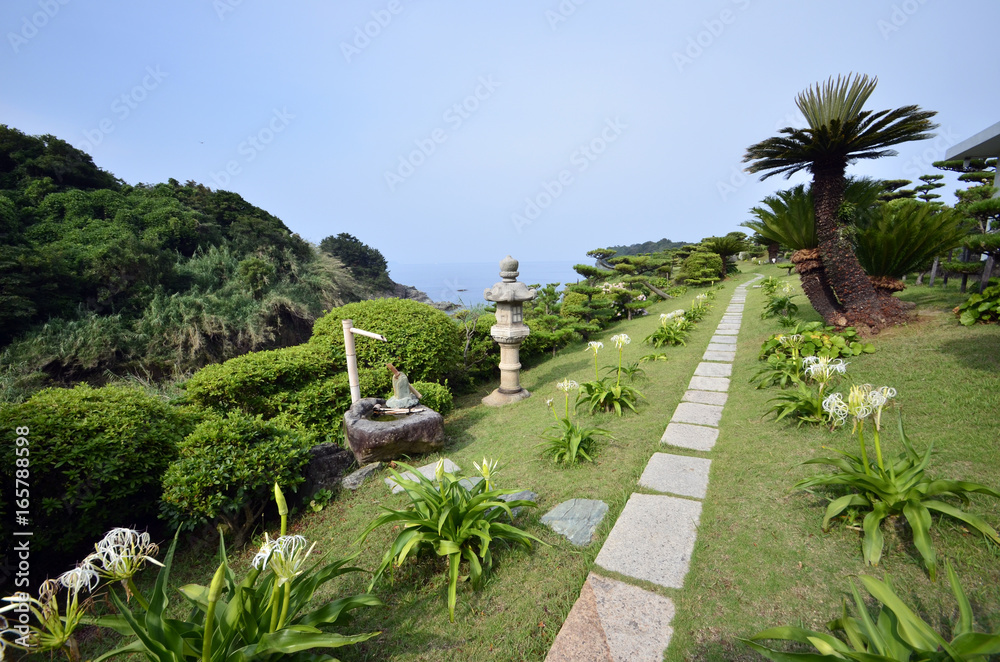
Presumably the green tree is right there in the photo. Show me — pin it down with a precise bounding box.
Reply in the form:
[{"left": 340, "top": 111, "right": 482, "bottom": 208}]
[
  {"left": 319, "top": 232, "right": 393, "bottom": 292},
  {"left": 744, "top": 74, "right": 937, "bottom": 328},
  {"left": 700, "top": 234, "right": 748, "bottom": 280}
]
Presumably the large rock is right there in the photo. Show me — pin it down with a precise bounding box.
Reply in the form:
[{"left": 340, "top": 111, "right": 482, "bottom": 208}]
[
  {"left": 345, "top": 398, "right": 445, "bottom": 464},
  {"left": 302, "top": 443, "right": 355, "bottom": 497}
]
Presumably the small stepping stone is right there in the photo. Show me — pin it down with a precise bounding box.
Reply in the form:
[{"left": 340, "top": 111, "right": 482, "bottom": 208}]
[
  {"left": 721, "top": 316, "right": 742, "bottom": 323},
  {"left": 694, "top": 362, "right": 732, "bottom": 377},
  {"left": 384, "top": 458, "right": 460, "bottom": 493},
  {"left": 342, "top": 462, "right": 381, "bottom": 490},
  {"left": 717, "top": 323, "right": 741, "bottom": 331},
  {"left": 541, "top": 499, "right": 609, "bottom": 546},
  {"left": 594, "top": 493, "right": 702, "bottom": 589},
  {"left": 545, "top": 573, "right": 675, "bottom": 662},
  {"left": 714, "top": 328, "right": 739, "bottom": 335},
  {"left": 497, "top": 489, "right": 539, "bottom": 518},
  {"left": 710, "top": 335, "right": 737, "bottom": 345},
  {"left": 661, "top": 422, "right": 718, "bottom": 451},
  {"left": 688, "top": 375, "right": 730, "bottom": 392},
  {"left": 703, "top": 350, "right": 736, "bottom": 362},
  {"left": 671, "top": 402, "right": 723, "bottom": 427},
  {"left": 682, "top": 389, "right": 727, "bottom": 406},
  {"left": 639, "top": 453, "right": 712, "bottom": 499}
]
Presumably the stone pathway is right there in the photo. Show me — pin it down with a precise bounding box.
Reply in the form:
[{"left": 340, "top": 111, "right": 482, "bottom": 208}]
[{"left": 545, "top": 275, "right": 762, "bottom": 661}]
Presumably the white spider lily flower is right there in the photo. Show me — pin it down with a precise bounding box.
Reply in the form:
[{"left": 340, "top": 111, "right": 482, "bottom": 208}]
[
  {"left": 611, "top": 333, "right": 631, "bottom": 348},
  {"left": 777, "top": 334, "right": 802, "bottom": 347},
  {"left": 847, "top": 384, "right": 874, "bottom": 423},
  {"left": 556, "top": 378, "right": 578, "bottom": 392},
  {"left": 545, "top": 397, "right": 554, "bottom": 407},
  {"left": 822, "top": 392, "right": 848, "bottom": 426},
  {"left": 251, "top": 534, "right": 315, "bottom": 586},
  {"left": 58, "top": 564, "right": 99, "bottom": 594},
  {"left": 868, "top": 386, "right": 897, "bottom": 430},
  {"left": 803, "top": 356, "right": 848, "bottom": 382},
  {"left": 435, "top": 458, "right": 445, "bottom": 482},
  {"left": 87, "top": 528, "right": 162, "bottom": 581},
  {"left": 585, "top": 341, "right": 603, "bottom": 355}
]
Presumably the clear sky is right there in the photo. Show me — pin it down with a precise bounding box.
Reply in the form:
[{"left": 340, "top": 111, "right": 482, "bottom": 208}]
[{"left": 2, "top": 1, "right": 997, "bottom": 265}]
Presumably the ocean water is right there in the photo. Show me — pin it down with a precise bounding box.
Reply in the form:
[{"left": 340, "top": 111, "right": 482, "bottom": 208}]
[{"left": 387, "top": 260, "right": 582, "bottom": 306}]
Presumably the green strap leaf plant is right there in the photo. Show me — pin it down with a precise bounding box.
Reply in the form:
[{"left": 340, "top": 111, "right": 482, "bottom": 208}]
[{"left": 741, "top": 561, "right": 1000, "bottom": 661}]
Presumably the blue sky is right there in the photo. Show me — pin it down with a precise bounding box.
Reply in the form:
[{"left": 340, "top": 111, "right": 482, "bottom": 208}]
[{"left": 2, "top": 1, "right": 997, "bottom": 265}]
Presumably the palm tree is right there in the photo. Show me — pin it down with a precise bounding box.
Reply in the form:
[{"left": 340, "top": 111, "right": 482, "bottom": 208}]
[
  {"left": 743, "top": 74, "right": 938, "bottom": 329},
  {"left": 743, "top": 178, "right": 882, "bottom": 324},
  {"left": 700, "top": 234, "right": 748, "bottom": 280}
]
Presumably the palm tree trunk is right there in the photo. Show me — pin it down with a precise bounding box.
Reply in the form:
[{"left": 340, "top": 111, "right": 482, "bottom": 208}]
[
  {"left": 811, "top": 164, "right": 887, "bottom": 327},
  {"left": 928, "top": 256, "right": 939, "bottom": 287},
  {"left": 791, "top": 249, "right": 846, "bottom": 325}
]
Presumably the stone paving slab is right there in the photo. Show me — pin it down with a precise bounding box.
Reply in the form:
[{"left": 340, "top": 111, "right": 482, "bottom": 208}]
[
  {"left": 706, "top": 342, "right": 737, "bottom": 352},
  {"left": 541, "top": 499, "right": 609, "bottom": 546},
  {"left": 671, "top": 402, "right": 724, "bottom": 427},
  {"left": 343, "top": 462, "right": 381, "bottom": 490},
  {"left": 660, "top": 422, "right": 719, "bottom": 451},
  {"left": 639, "top": 453, "right": 712, "bottom": 499},
  {"left": 703, "top": 350, "right": 736, "bottom": 362},
  {"left": 721, "top": 316, "right": 742, "bottom": 322},
  {"left": 682, "top": 389, "right": 728, "bottom": 406},
  {"left": 594, "top": 493, "right": 702, "bottom": 589},
  {"left": 710, "top": 335, "right": 738, "bottom": 345},
  {"left": 688, "top": 375, "right": 730, "bottom": 392},
  {"left": 545, "top": 573, "right": 675, "bottom": 662},
  {"left": 717, "top": 323, "right": 741, "bottom": 331},
  {"left": 385, "top": 458, "right": 460, "bottom": 493},
  {"left": 714, "top": 328, "right": 739, "bottom": 335},
  {"left": 694, "top": 362, "right": 732, "bottom": 377}
]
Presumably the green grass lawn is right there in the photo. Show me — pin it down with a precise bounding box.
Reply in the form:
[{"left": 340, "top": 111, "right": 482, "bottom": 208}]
[{"left": 62, "top": 267, "right": 1000, "bottom": 662}]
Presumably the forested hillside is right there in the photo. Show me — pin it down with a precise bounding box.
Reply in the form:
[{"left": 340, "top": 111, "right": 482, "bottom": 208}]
[
  {"left": 0, "top": 125, "right": 394, "bottom": 401},
  {"left": 606, "top": 237, "right": 691, "bottom": 256}
]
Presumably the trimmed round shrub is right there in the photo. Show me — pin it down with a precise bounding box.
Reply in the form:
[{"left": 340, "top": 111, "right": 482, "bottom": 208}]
[
  {"left": 183, "top": 342, "right": 344, "bottom": 415},
  {"left": 310, "top": 298, "right": 462, "bottom": 384},
  {"left": 160, "top": 412, "right": 311, "bottom": 546},
  {"left": 0, "top": 384, "right": 194, "bottom": 561},
  {"left": 411, "top": 381, "right": 454, "bottom": 416},
  {"left": 677, "top": 251, "right": 723, "bottom": 285}
]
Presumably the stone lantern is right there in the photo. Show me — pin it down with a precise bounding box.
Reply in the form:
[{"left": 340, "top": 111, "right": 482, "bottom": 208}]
[{"left": 482, "top": 255, "right": 536, "bottom": 406}]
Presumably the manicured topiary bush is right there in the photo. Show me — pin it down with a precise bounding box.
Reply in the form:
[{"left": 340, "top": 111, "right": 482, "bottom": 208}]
[
  {"left": 310, "top": 298, "right": 462, "bottom": 384},
  {"left": 160, "top": 412, "right": 311, "bottom": 546},
  {"left": 183, "top": 342, "right": 344, "bottom": 415},
  {"left": 676, "top": 251, "right": 723, "bottom": 286},
  {"left": 0, "top": 384, "right": 195, "bottom": 561}
]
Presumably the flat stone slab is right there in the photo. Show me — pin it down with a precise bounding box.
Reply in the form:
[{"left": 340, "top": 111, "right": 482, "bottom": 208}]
[
  {"left": 688, "top": 375, "right": 730, "bottom": 392},
  {"left": 384, "top": 458, "right": 460, "bottom": 493},
  {"left": 710, "top": 335, "right": 738, "bottom": 345},
  {"left": 639, "top": 453, "right": 713, "bottom": 499},
  {"left": 721, "top": 316, "right": 742, "bottom": 323},
  {"left": 714, "top": 328, "right": 739, "bottom": 335},
  {"left": 660, "top": 422, "right": 719, "bottom": 451},
  {"left": 682, "top": 389, "right": 728, "bottom": 406},
  {"left": 706, "top": 342, "right": 736, "bottom": 352},
  {"left": 694, "top": 362, "right": 732, "bottom": 377},
  {"left": 594, "top": 493, "right": 702, "bottom": 589},
  {"left": 498, "top": 489, "right": 539, "bottom": 519},
  {"left": 541, "top": 499, "right": 609, "bottom": 546},
  {"left": 342, "top": 462, "right": 381, "bottom": 490},
  {"left": 703, "top": 350, "right": 736, "bottom": 362},
  {"left": 716, "top": 323, "right": 741, "bottom": 331},
  {"left": 671, "top": 402, "right": 724, "bottom": 427},
  {"left": 545, "top": 573, "right": 675, "bottom": 662}
]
